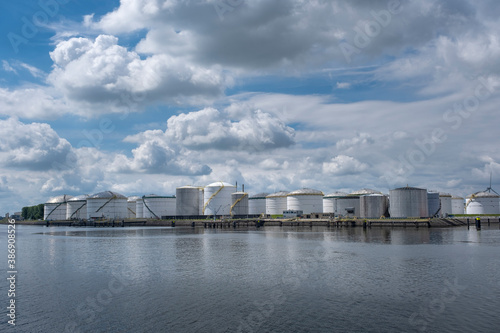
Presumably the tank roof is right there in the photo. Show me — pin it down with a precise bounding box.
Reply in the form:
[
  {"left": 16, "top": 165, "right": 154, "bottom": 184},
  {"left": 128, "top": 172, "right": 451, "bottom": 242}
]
[
  {"left": 324, "top": 191, "right": 348, "bottom": 198},
  {"left": 127, "top": 196, "right": 141, "bottom": 202},
  {"left": 68, "top": 194, "right": 89, "bottom": 202},
  {"left": 206, "top": 181, "right": 235, "bottom": 188},
  {"left": 143, "top": 194, "right": 176, "bottom": 199},
  {"left": 46, "top": 194, "right": 73, "bottom": 204},
  {"left": 350, "top": 188, "right": 382, "bottom": 196},
  {"left": 288, "top": 188, "right": 324, "bottom": 196},
  {"left": 88, "top": 191, "right": 127, "bottom": 199},
  {"left": 267, "top": 191, "right": 290, "bottom": 198},
  {"left": 467, "top": 191, "right": 500, "bottom": 199},
  {"left": 391, "top": 186, "right": 426, "bottom": 191},
  {"left": 249, "top": 192, "right": 269, "bottom": 199},
  {"left": 176, "top": 185, "right": 203, "bottom": 189},
  {"left": 439, "top": 192, "right": 452, "bottom": 197},
  {"left": 451, "top": 195, "right": 464, "bottom": 199}
]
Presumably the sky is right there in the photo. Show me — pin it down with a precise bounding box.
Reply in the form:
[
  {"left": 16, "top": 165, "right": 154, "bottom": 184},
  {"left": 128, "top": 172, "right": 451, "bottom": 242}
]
[{"left": 1, "top": 0, "right": 500, "bottom": 214}]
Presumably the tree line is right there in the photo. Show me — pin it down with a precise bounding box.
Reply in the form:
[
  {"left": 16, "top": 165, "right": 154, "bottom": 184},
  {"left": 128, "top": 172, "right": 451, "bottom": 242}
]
[{"left": 21, "top": 204, "right": 44, "bottom": 220}]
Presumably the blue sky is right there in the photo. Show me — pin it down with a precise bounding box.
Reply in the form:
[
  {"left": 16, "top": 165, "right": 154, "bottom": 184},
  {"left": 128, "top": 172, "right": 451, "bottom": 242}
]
[{"left": 1, "top": 0, "right": 500, "bottom": 214}]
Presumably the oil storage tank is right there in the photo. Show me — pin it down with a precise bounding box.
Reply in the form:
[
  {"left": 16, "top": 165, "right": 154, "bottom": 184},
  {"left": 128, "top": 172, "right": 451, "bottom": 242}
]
[
  {"left": 287, "top": 189, "right": 324, "bottom": 214},
  {"left": 44, "top": 195, "right": 73, "bottom": 220},
  {"left": 176, "top": 186, "right": 204, "bottom": 216},
  {"left": 389, "top": 186, "right": 428, "bottom": 218},
  {"left": 127, "top": 196, "right": 140, "bottom": 219},
  {"left": 428, "top": 191, "right": 441, "bottom": 217},
  {"left": 360, "top": 194, "right": 388, "bottom": 218},
  {"left": 266, "top": 191, "right": 289, "bottom": 215},
  {"left": 451, "top": 196, "right": 465, "bottom": 215},
  {"left": 143, "top": 194, "right": 176, "bottom": 219},
  {"left": 439, "top": 193, "right": 452, "bottom": 217},
  {"left": 203, "top": 182, "right": 236, "bottom": 216},
  {"left": 66, "top": 194, "right": 88, "bottom": 220},
  {"left": 465, "top": 191, "right": 500, "bottom": 215},
  {"left": 230, "top": 192, "right": 249, "bottom": 216},
  {"left": 336, "top": 194, "right": 361, "bottom": 217},
  {"left": 136, "top": 197, "right": 144, "bottom": 218},
  {"left": 249, "top": 193, "right": 268, "bottom": 215},
  {"left": 87, "top": 191, "right": 127, "bottom": 219},
  {"left": 323, "top": 192, "right": 348, "bottom": 214}
]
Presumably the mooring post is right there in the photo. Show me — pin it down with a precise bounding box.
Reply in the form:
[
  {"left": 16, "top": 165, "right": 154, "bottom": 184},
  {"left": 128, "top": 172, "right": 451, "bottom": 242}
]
[
  {"left": 363, "top": 220, "right": 367, "bottom": 229},
  {"left": 467, "top": 218, "right": 470, "bottom": 229},
  {"left": 476, "top": 217, "right": 481, "bottom": 230},
  {"left": 488, "top": 218, "right": 490, "bottom": 226}
]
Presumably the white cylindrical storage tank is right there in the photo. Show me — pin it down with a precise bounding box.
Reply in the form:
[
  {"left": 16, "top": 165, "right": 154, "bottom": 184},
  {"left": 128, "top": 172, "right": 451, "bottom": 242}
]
[
  {"left": 286, "top": 189, "right": 324, "bottom": 214},
  {"left": 465, "top": 191, "right": 500, "bottom": 215},
  {"left": 266, "top": 191, "right": 289, "bottom": 215},
  {"left": 87, "top": 191, "right": 127, "bottom": 219},
  {"left": 451, "top": 196, "right": 464, "bottom": 215},
  {"left": 127, "top": 196, "right": 140, "bottom": 219},
  {"left": 323, "top": 192, "right": 348, "bottom": 214},
  {"left": 428, "top": 191, "right": 440, "bottom": 217},
  {"left": 231, "top": 192, "right": 249, "bottom": 216},
  {"left": 44, "top": 194, "right": 73, "bottom": 220},
  {"left": 136, "top": 198, "right": 144, "bottom": 218},
  {"left": 389, "top": 186, "right": 428, "bottom": 218},
  {"left": 360, "top": 194, "right": 388, "bottom": 218},
  {"left": 203, "top": 182, "right": 236, "bottom": 216},
  {"left": 66, "top": 195, "right": 88, "bottom": 220},
  {"left": 336, "top": 195, "right": 360, "bottom": 217},
  {"left": 249, "top": 193, "right": 268, "bottom": 215},
  {"left": 143, "top": 194, "right": 176, "bottom": 219},
  {"left": 176, "top": 186, "right": 203, "bottom": 216},
  {"left": 439, "top": 193, "right": 452, "bottom": 217}
]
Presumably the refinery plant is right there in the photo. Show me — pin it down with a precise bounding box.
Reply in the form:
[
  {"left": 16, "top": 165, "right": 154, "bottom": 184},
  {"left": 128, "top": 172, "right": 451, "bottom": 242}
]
[{"left": 41, "top": 181, "right": 500, "bottom": 222}]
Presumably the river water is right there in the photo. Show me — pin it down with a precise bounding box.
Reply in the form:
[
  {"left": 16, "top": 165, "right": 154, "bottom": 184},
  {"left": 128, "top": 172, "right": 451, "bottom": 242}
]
[{"left": 1, "top": 225, "right": 499, "bottom": 332}]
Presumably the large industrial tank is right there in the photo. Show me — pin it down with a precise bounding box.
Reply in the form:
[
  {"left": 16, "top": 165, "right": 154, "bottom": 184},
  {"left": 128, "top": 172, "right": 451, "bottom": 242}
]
[
  {"left": 451, "top": 196, "right": 465, "bottom": 215},
  {"left": 439, "top": 193, "right": 452, "bottom": 217},
  {"left": 427, "top": 191, "right": 441, "bottom": 217},
  {"left": 66, "top": 194, "right": 88, "bottom": 220},
  {"left": 203, "top": 182, "right": 236, "bottom": 216},
  {"left": 360, "top": 194, "right": 388, "bottom": 218},
  {"left": 127, "top": 196, "right": 140, "bottom": 219},
  {"left": 336, "top": 195, "right": 361, "bottom": 217},
  {"left": 248, "top": 193, "right": 268, "bottom": 215},
  {"left": 323, "top": 192, "right": 348, "bottom": 214},
  {"left": 286, "top": 189, "right": 324, "bottom": 214},
  {"left": 465, "top": 191, "right": 500, "bottom": 215},
  {"left": 143, "top": 194, "right": 176, "bottom": 219},
  {"left": 136, "top": 197, "right": 144, "bottom": 218},
  {"left": 389, "top": 186, "right": 428, "bottom": 218},
  {"left": 266, "top": 191, "right": 289, "bottom": 215},
  {"left": 44, "top": 194, "right": 73, "bottom": 220},
  {"left": 230, "top": 192, "right": 249, "bottom": 216},
  {"left": 176, "top": 186, "right": 204, "bottom": 216},
  {"left": 87, "top": 191, "right": 127, "bottom": 219}
]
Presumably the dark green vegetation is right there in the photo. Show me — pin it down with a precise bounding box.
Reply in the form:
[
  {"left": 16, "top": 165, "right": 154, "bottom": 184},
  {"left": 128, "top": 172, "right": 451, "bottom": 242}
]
[{"left": 22, "top": 204, "right": 44, "bottom": 220}]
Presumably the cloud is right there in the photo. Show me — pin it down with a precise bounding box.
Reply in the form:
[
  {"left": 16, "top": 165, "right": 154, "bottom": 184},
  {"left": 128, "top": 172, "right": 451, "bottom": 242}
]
[
  {"left": 48, "top": 35, "right": 228, "bottom": 113},
  {"left": 336, "top": 82, "right": 351, "bottom": 89},
  {"left": 323, "top": 155, "right": 369, "bottom": 175},
  {"left": 0, "top": 118, "right": 75, "bottom": 171},
  {"left": 2, "top": 60, "right": 17, "bottom": 74},
  {"left": 126, "top": 107, "right": 295, "bottom": 152}
]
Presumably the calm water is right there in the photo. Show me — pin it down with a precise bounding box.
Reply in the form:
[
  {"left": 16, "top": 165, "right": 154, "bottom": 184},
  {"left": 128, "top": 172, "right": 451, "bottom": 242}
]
[{"left": 1, "top": 225, "right": 500, "bottom": 333}]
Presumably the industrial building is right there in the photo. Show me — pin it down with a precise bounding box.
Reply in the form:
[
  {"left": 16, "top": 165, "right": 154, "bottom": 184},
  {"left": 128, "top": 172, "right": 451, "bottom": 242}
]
[
  {"left": 66, "top": 194, "right": 88, "bottom": 220},
  {"left": 451, "top": 196, "right": 465, "bottom": 215},
  {"left": 86, "top": 191, "right": 128, "bottom": 219},
  {"left": 248, "top": 193, "right": 268, "bottom": 215},
  {"left": 389, "top": 186, "right": 429, "bottom": 218},
  {"left": 287, "top": 188, "right": 324, "bottom": 214},
  {"left": 465, "top": 191, "right": 500, "bottom": 215},
  {"left": 336, "top": 194, "right": 361, "bottom": 217},
  {"left": 323, "top": 192, "right": 348, "bottom": 214},
  {"left": 203, "top": 182, "right": 236, "bottom": 216},
  {"left": 143, "top": 194, "right": 176, "bottom": 219},
  {"left": 230, "top": 192, "right": 249, "bottom": 216},
  {"left": 127, "top": 196, "right": 140, "bottom": 219},
  {"left": 359, "top": 194, "right": 388, "bottom": 218},
  {"left": 176, "top": 186, "right": 204, "bottom": 216},
  {"left": 439, "top": 193, "right": 452, "bottom": 217},
  {"left": 44, "top": 195, "right": 73, "bottom": 220},
  {"left": 266, "top": 191, "right": 289, "bottom": 215}
]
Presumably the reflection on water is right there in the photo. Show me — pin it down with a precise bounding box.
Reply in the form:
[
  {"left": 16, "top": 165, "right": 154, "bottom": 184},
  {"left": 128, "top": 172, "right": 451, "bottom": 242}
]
[{"left": 1, "top": 225, "right": 499, "bottom": 333}]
